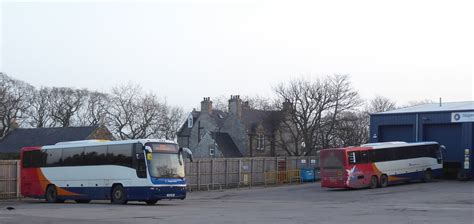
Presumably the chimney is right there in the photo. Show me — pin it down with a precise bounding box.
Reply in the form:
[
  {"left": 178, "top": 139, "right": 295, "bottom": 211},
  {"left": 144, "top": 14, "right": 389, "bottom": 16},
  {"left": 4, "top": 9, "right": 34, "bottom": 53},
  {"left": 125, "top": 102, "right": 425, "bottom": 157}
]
[
  {"left": 282, "top": 100, "right": 292, "bottom": 112},
  {"left": 228, "top": 95, "right": 242, "bottom": 117},
  {"left": 200, "top": 97, "right": 213, "bottom": 114},
  {"left": 242, "top": 101, "right": 250, "bottom": 110}
]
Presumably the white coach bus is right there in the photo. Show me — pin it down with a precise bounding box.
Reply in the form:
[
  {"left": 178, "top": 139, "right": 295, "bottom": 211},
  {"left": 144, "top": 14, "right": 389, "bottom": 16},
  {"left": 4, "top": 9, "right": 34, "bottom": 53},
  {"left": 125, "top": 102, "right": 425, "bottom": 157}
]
[
  {"left": 320, "top": 141, "right": 444, "bottom": 189},
  {"left": 21, "top": 139, "right": 192, "bottom": 205}
]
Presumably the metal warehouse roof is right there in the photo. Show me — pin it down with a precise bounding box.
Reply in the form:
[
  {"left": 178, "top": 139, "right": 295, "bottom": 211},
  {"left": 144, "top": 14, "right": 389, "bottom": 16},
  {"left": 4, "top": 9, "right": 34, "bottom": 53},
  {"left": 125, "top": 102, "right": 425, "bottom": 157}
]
[{"left": 374, "top": 101, "right": 474, "bottom": 114}]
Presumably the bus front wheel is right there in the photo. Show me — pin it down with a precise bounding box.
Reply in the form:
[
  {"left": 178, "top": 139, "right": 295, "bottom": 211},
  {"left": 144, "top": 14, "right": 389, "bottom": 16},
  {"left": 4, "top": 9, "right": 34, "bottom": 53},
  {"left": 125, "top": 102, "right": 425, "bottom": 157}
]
[
  {"left": 111, "top": 185, "right": 128, "bottom": 204},
  {"left": 422, "top": 170, "right": 432, "bottom": 182},
  {"left": 369, "top": 176, "right": 378, "bottom": 189}
]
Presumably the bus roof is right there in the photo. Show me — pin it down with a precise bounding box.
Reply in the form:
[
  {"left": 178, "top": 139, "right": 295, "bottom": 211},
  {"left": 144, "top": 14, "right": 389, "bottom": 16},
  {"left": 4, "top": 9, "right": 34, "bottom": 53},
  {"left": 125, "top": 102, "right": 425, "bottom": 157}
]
[
  {"left": 362, "top": 141, "right": 439, "bottom": 150},
  {"left": 320, "top": 141, "right": 439, "bottom": 152},
  {"left": 42, "top": 139, "right": 177, "bottom": 149}
]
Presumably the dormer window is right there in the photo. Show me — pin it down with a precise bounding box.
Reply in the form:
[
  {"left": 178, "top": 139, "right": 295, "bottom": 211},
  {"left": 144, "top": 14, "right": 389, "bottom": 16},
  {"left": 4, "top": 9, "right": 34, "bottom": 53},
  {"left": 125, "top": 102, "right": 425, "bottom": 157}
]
[
  {"left": 187, "top": 114, "right": 193, "bottom": 128},
  {"left": 256, "top": 134, "right": 265, "bottom": 151},
  {"left": 209, "top": 147, "right": 215, "bottom": 156}
]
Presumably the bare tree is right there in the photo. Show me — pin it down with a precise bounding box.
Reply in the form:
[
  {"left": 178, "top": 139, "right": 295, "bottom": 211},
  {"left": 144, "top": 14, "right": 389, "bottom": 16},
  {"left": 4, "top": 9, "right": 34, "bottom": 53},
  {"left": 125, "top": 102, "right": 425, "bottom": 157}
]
[
  {"left": 26, "top": 87, "right": 52, "bottom": 128},
  {"left": 332, "top": 111, "right": 369, "bottom": 147},
  {"left": 48, "top": 87, "right": 88, "bottom": 127},
  {"left": 209, "top": 95, "right": 229, "bottom": 112},
  {"left": 241, "top": 95, "right": 276, "bottom": 111},
  {"left": 367, "top": 95, "right": 397, "bottom": 113},
  {"left": 107, "top": 83, "right": 170, "bottom": 140},
  {"left": 0, "top": 73, "right": 33, "bottom": 137},
  {"left": 75, "top": 91, "right": 110, "bottom": 126},
  {"left": 273, "top": 74, "right": 360, "bottom": 156},
  {"left": 317, "top": 74, "right": 362, "bottom": 149},
  {"left": 158, "top": 105, "right": 185, "bottom": 140}
]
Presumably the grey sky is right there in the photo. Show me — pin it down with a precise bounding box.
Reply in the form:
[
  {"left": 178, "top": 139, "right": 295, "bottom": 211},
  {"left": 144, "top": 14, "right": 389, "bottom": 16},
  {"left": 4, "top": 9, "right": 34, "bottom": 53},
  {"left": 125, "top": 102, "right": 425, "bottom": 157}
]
[{"left": 1, "top": 0, "right": 473, "bottom": 110}]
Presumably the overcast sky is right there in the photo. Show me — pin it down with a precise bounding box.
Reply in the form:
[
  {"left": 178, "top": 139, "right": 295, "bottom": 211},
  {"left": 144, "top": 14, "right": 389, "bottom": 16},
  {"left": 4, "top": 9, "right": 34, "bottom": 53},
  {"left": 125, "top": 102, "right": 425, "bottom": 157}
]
[{"left": 1, "top": 0, "right": 473, "bottom": 110}]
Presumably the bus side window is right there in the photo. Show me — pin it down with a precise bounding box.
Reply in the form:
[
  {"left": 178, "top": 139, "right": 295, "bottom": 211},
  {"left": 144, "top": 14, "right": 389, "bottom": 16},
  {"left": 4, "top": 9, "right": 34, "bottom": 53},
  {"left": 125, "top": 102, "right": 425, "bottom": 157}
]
[
  {"left": 45, "top": 149, "right": 63, "bottom": 167},
  {"left": 61, "top": 147, "right": 85, "bottom": 166},
  {"left": 107, "top": 144, "right": 133, "bottom": 168},
  {"left": 84, "top": 146, "right": 108, "bottom": 166},
  {"left": 359, "top": 151, "right": 369, "bottom": 164}
]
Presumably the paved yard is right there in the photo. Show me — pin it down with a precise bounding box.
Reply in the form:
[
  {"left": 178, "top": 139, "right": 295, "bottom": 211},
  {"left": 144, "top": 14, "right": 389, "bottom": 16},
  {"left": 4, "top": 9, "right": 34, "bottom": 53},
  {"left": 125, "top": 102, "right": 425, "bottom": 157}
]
[{"left": 1, "top": 180, "right": 473, "bottom": 224}]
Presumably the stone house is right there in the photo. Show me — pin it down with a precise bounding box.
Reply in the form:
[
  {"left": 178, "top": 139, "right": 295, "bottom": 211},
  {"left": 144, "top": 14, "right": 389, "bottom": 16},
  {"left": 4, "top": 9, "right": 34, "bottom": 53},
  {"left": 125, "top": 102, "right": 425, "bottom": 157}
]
[{"left": 177, "top": 95, "right": 290, "bottom": 158}]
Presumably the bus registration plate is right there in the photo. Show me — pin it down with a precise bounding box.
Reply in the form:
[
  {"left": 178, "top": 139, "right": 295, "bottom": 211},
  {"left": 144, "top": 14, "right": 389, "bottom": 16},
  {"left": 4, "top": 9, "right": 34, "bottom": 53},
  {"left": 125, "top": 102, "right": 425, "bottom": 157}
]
[{"left": 166, "top": 194, "right": 175, "bottom": 197}]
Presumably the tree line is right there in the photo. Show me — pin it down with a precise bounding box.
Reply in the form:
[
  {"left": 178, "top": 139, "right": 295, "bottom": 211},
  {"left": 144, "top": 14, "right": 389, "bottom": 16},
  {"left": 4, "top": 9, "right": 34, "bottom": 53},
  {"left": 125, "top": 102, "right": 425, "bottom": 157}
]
[
  {"left": 1, "top": 72, "right": 432, "bottom": 155},
  {"left": 210, "top": 74, "right": 431, "bottom": 156},
  {"left": 0, "top": 73, "right": 183, "bottom": 140}
]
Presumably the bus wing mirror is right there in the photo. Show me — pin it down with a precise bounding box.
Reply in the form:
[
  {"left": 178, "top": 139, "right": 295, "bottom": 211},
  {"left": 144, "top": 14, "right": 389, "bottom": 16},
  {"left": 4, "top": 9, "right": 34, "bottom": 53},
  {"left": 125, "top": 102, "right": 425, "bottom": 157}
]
[
  {"left": 440, "top": 145, "right": 446, "bottom": 151},
  {"left": 182, "top": 147, "right": 193, "bottom": 162},
  {"left": 144, "top": 146, "right": 153, "bottom": 153}
]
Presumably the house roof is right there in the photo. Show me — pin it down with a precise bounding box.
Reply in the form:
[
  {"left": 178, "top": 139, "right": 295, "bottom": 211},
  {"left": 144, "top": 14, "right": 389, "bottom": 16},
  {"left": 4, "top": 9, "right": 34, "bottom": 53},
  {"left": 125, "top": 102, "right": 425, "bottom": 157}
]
[
  {"left": 212, "top": 132, "right": 243, "bottom": 157},
  {"left": 241, "top": 109, "right": 283, "bottom": 134},
  {"left": 374, "top": 101, "right": 474, "bottom": 115},
  {"left": 0, "top": 126, "right": 102, "bottom": 154},
  {"left": 177, "top": 111, "right": 201, "bottom": 137},
  {"left": 177, "top": 109, "right": 228, "bottom": 136}
]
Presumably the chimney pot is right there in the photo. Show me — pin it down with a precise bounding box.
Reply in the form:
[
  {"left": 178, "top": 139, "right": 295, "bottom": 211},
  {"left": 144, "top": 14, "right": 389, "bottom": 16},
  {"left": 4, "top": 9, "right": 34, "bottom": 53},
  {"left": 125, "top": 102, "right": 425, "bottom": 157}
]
[{"left": 201, "top": 97, "right": 213, "bottom": 114}]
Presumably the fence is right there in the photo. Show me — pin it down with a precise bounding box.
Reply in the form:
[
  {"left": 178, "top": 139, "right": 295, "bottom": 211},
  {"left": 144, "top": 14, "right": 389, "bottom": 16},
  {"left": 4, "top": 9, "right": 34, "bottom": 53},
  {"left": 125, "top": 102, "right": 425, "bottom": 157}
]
[
  {"left": 0, "top": 156, "right": 318, "bottom": 199},
  {"left": 0, "top": 160, "right": 20, "bottom": 199},
  {"left": 184, "top": 156, "right": 319, "bottom": 191}
]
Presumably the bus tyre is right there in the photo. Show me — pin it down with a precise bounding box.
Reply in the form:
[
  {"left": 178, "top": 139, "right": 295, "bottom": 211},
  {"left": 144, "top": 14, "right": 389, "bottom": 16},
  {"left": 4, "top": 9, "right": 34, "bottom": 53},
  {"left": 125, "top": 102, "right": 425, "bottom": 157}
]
[
  {"left": 111, "top": 185, "right": 127, "bottom": 204},
  {"left": 75, "top": 200, "right": 91, "bottom": 203},
  {"left": 145, "top": 200, "right": 158, "bottom": 205},
  {"left": 380, "top": 175, "right": 388, "bottom": 188},
  {"left": 369, "top": 176, "right": 378, "bottom": 189},
  {"left": 422, "top": 170, "right": 432, "bottom": 182},
  {"left": 45, "top": 185, "right": 63, "bottom": 203}
]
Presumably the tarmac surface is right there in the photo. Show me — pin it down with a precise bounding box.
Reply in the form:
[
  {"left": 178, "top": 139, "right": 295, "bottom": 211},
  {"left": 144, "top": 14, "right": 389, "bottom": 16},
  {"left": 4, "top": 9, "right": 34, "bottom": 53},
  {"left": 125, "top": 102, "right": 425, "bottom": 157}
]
[{"left": 1, "top": 180, "right": 473, "bottom": 224}]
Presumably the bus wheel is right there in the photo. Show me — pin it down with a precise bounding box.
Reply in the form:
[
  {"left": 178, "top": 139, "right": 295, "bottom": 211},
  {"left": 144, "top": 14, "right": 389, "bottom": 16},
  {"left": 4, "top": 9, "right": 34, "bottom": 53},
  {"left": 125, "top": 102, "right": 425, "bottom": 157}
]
[
  {"left": 111, "top": 185, "right": 128, "bottom": 204},
  {"left": 75, "top": 200, "right": 91, "bottom": 203},
  {"left": 380, "top": 175, "right": 388, "bottom": 188},
  {"left": 369, "top": 176, "right": 378, "bottom": 189},
  {"left": 145, "top": 200, "right": 158, "bottom": 205},
  {"left": 422, "top": 170, "right": 432, "bottom": 182},
  {"left": 45, "top": 185, "right": 63, "bottom": 203}
]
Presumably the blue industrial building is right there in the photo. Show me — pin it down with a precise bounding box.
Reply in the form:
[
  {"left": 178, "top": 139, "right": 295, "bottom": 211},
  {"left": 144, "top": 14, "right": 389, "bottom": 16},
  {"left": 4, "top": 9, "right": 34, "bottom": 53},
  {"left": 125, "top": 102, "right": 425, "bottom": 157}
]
[{"left": 370, "top": 101, "right": 473, "bottom": 179}]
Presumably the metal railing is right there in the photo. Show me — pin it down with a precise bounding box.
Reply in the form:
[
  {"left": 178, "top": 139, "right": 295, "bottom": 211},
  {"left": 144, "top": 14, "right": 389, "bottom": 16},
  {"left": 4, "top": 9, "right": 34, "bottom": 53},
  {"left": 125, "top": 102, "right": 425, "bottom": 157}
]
[{"left": 185, "top": 156, "right": 318, "bottom": 191}]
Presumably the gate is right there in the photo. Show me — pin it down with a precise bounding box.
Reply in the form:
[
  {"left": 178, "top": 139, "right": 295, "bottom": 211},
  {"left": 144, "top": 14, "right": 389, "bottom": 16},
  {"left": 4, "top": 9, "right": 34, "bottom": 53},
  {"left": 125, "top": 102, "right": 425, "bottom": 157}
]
[{"left": 0, "top": 160, "right": 20, "bottom": 199}]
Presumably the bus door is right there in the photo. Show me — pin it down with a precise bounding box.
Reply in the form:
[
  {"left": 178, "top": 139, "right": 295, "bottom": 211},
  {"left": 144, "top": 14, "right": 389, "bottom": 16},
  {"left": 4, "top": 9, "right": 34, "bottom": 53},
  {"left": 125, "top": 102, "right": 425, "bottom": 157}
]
[{"left": 133, "top": 144, "right": 147, "bottom": 178}]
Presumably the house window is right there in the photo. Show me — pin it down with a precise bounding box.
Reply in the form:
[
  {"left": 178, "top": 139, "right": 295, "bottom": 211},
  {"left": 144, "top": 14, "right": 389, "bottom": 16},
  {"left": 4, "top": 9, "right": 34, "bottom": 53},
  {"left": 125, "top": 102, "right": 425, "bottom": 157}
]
[
  {"left": 256, "top": 134, "right": 265, "bottom": 151},
  {"left": 209, "top": 148, "right": 215, "bottom": 156},
  {"left": 187, "top": 114, "right": 193, "bottom": 128}
]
